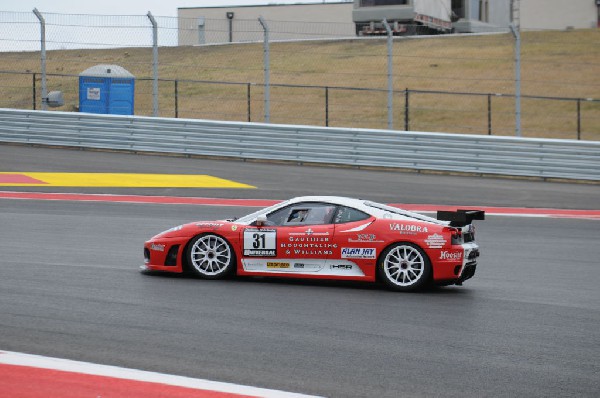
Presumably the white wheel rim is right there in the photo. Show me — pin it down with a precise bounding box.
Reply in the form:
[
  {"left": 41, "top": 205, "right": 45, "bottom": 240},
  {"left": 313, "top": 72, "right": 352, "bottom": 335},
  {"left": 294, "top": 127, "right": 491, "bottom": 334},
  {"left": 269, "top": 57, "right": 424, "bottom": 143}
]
[
  {"left": 190, "top": 235, "right": 232, "bottom": 276},
  {"left": 383, "top": 245, "right": 424, "bottom": 287}
]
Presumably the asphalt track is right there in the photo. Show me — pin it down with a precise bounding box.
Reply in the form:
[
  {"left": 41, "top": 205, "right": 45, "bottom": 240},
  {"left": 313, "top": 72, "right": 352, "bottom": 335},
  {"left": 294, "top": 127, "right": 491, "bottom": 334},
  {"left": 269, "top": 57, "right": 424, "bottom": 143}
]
[
  {"left": 1, "top": 145, "right": 599, "bottom": 209},
  {"left": 1, "top": 144, "right": 599, "bottom": 397}
]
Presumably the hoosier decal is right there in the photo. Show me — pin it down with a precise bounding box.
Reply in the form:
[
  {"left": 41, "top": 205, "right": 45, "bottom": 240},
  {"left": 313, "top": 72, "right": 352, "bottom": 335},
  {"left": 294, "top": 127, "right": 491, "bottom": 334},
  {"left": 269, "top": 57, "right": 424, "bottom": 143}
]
[{"left": 439, "top": 250, "right": 463, "bottom": 261}]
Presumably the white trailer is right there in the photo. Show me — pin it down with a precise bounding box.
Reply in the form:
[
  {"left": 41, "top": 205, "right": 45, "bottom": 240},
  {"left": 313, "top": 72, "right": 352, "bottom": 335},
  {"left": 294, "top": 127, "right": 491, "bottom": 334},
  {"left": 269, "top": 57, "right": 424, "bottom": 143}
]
[{"left": 353, "top": 0, "right": 454, "bottom": 35}]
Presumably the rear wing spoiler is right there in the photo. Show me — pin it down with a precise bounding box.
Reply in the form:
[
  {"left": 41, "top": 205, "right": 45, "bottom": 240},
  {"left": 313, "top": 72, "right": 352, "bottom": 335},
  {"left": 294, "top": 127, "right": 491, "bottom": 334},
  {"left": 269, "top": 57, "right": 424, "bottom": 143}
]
[{"left": 437, "top": 209, "right": 485, "bottom": 227}]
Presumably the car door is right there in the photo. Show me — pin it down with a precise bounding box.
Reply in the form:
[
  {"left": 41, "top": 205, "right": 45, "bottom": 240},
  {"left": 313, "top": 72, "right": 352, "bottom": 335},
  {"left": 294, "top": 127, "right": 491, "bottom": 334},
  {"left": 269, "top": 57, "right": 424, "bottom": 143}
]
[
  {"left": 327, "top": 205, "right": 379, "bottom": 278},
  {"left": 239, "top": 202, "right": 336, "bottom": 274}
]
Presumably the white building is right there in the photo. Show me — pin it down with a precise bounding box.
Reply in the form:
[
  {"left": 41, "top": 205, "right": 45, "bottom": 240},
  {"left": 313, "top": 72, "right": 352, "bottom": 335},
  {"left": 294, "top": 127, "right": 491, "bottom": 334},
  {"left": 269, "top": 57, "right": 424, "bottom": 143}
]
[
  {"left": 453, "top": 0, "right": 599, "bottom": 32},
  {"left": 520, "top": 0, "right": 599, "bottom": 30},
  {"left": 177, "top": 0, "right": 599, "bottom": 46},
  {"left": 178, "top": 2, "right": 355, "bottom": 46}
]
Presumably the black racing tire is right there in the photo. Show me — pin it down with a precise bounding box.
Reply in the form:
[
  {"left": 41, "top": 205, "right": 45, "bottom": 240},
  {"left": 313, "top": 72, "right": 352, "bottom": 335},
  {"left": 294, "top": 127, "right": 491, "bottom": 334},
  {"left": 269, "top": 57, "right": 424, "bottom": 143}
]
[
  {"left": 377, "top": 242, "right": 432, "bottom": 291},
  {"left": 185, "top": 233, "right": 235, "bottom": 279}
]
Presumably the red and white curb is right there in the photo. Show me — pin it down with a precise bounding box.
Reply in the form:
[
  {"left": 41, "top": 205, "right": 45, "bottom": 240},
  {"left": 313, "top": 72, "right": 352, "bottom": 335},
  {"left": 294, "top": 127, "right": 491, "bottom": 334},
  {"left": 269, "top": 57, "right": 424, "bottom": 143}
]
[
  {"left": 0, "top": 350, "right": 322, "bottom": 398},
  {"left": 1, "top": 191, "right": 599, "bottom": 220}
]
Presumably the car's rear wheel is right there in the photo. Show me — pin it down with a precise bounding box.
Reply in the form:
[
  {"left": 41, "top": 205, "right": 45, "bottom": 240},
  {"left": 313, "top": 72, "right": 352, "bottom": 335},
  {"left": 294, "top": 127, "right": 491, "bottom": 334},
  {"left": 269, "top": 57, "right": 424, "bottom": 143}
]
[
  {"left": 378, "top": 242, "right": 431, "bottom": 291},
  {"left": 186, "top": 234, "right": 235, "bottom": 279}
]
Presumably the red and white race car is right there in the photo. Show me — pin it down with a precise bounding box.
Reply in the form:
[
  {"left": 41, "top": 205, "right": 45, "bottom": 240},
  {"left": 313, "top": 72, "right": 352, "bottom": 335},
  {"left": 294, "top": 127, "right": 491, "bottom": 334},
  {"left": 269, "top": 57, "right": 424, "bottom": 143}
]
[{"left": 142, "top": 196, "right": 484, "bottom": 291}]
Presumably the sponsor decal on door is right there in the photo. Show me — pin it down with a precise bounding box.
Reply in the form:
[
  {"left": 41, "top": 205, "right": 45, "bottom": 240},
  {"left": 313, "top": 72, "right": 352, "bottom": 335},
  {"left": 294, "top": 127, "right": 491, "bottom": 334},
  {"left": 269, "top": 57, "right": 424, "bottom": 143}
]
[{"left": 243, "top": 229, "right": 276, "bottom": 256}]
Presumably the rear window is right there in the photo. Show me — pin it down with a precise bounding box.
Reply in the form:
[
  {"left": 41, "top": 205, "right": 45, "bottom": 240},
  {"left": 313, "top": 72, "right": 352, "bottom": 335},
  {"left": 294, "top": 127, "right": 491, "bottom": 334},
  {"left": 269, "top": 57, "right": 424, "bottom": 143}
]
[{"left": 334, "top": 206, "right": 370, "bottom": 224}]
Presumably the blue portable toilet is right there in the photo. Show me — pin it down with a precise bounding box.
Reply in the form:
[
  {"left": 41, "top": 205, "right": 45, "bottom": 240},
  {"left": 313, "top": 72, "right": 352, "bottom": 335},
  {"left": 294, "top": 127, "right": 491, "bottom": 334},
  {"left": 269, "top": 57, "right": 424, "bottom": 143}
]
[{"left": 79, "top": 65, "right": 135, "bottom": 115}]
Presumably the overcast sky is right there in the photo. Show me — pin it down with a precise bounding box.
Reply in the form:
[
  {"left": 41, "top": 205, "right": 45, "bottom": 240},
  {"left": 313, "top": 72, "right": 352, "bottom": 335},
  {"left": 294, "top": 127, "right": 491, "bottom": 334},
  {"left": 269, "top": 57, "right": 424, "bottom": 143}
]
[
  {"left": 0, "top": 1, "right": 353, "bottom": 51},
  {"left": 1, "top": 0, "right": 349, "bottom": 17}
]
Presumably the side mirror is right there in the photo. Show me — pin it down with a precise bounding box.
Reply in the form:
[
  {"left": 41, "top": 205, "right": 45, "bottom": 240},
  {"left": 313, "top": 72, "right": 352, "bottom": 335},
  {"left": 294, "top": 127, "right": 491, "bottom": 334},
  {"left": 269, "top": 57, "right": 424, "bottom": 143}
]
[{"left": 256, "top": 214, "right": 268, "bottom": 227}]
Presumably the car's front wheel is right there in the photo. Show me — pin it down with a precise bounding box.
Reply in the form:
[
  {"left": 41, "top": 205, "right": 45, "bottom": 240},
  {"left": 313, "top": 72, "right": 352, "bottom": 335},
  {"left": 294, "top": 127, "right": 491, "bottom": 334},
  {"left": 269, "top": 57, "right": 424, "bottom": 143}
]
[
  {"left": 378, "top": 242, "right": 431, "bottom": 291},
  {"left": 186, "top": 234, "right": 235, "bottom": 279}
]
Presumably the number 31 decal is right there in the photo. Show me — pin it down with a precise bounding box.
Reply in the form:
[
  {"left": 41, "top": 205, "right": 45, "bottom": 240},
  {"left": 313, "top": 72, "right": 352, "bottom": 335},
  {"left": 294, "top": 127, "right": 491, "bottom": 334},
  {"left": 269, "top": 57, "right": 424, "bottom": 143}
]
[
  {"left": 243, "top": 229, "right": 277, "bottom": 257},
  {"left": 253, "top": 233, "right": 266, "bottom": 249}
]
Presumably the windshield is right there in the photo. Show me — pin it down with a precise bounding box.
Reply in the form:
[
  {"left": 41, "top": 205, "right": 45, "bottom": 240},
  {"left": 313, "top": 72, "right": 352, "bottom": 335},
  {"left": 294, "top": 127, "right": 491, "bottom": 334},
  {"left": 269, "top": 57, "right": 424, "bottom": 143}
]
[{"left": 235, "top": 200, "right": 290, "bottom": 224}]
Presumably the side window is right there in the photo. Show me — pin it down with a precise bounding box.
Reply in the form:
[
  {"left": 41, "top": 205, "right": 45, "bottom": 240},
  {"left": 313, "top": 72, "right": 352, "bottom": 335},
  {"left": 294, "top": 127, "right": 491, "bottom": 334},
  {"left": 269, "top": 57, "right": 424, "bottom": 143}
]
[
  {"left": 265, "top": 206, "right": 292, "bottom": 226},
  {"left": 301, "top": 205, "right": 336, "bottom": 225},
  {"left": 265, "top": 202, "right": 337, "bottom": 226},
  {"left": 287, "top": 208, "right": 310, "bottom": 223},
  {"left": 334, "top": 206, "right": 371, "bottom": 224}
]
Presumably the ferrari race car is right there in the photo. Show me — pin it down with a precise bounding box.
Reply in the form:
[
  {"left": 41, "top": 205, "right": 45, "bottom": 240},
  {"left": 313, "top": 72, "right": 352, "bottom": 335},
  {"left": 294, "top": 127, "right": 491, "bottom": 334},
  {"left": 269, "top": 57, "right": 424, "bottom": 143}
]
[{"left": 142, "top": 196, "right": 484, "bottom": 291}]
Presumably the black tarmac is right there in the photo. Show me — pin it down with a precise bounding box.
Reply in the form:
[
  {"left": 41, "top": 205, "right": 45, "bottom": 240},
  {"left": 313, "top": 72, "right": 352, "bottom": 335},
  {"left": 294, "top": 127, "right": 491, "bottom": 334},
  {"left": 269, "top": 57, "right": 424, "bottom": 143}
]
[{"left": 1, "top": 144, "right": 599, "bottom": 397}]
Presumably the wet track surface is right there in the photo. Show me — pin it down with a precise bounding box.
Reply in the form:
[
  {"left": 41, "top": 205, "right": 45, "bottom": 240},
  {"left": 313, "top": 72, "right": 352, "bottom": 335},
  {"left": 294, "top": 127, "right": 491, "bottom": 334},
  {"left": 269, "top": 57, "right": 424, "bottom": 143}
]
[{"left": 1, "top": 145, "right": 599, "bottom": 397}]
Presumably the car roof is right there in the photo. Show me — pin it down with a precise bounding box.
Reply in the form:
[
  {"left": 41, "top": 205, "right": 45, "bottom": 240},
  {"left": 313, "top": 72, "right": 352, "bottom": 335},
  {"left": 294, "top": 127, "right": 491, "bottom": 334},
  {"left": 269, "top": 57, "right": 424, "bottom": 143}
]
[
  {"left": 235, "top": 196, "right": 445, "bottom": 226},
  {"left": 286, "top": 196, "right": 368, "bottom": 208},
  {"left": 285, "top": 196, "right": 444, "bottom": 225}
]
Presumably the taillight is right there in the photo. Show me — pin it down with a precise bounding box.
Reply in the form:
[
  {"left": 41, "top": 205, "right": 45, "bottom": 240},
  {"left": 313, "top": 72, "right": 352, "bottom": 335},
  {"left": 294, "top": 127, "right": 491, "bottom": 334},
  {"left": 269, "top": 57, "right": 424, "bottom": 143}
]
[{"left": 444, "top": 227, "right": 462, "bottom": 245}]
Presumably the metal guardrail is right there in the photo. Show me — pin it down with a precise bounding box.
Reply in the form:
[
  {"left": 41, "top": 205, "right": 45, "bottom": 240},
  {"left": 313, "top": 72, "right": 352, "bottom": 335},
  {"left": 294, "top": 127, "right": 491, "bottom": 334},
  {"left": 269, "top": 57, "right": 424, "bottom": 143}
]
[{"left": 0, "top": 108, "right": 599, "bottom": 181}]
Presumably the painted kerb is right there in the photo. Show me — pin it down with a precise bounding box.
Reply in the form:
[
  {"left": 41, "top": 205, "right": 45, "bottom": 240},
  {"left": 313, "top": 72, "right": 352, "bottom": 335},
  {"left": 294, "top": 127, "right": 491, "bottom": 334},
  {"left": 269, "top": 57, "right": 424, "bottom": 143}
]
[{"left": 0, "top": 109, "right": 598, "bottom": 181}]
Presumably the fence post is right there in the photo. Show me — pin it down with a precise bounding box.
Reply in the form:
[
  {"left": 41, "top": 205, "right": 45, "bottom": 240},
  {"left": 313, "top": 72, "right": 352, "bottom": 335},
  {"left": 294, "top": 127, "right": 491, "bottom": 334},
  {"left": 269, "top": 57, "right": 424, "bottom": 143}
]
[
  {"left": 383, "top": 19, "right": 393, "bottom": 130},
  {"left": 147, "top": 12, "right": 159, "bottom": 117},
  {"left": 227, "top": 12, "right": 234, "bottom": 43},
  {"left": 174, "top": 80, "right": 178, "bottom": 118},
  {"left": 32, "top": 8, "right": 47, "bottom": 111},
  {"left": 247, "top": 83, "right": 251, "bottom": 122},
  {"left": 32, "top": 73, "right": 37, "bottom": 110},
  {"left": 577, "top": 98, "right": 581, "bottom": 140},
  {"left": 404, "top": 88, "right": 410, "bottom": 131},
  {"left": 325, "top": 87, "right": 329, "bottom": 127},
  {"left": 487, "top": 93, "right": 492, "bottom": 135},
  {"left": 510, "top": 23, "right": 522, "bottom": 137},
  {"left": 258, "top": 16, "right": 270, "bottom": 123}
]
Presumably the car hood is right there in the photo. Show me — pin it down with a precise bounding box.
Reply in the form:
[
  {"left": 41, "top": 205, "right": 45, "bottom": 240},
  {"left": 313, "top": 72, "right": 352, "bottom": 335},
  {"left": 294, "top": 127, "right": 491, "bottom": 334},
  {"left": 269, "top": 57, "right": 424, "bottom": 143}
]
[{"left": 151, "top": 220, "right": 236, "bottom": 239}]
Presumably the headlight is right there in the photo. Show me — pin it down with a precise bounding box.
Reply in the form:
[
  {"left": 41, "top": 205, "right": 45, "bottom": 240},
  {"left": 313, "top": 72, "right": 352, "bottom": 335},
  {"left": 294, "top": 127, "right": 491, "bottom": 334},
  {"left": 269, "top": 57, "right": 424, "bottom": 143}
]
[
  {"left": 151, "top": 224, "right": 185, "bottom": 239},
  {"left": 161, "top": 225, "right": 183, "bottom": 234}
]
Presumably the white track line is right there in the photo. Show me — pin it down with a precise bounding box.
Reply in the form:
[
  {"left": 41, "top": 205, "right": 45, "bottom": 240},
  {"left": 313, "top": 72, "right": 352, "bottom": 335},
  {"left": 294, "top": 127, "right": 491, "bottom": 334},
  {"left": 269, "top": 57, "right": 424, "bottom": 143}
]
[{"left": 0, "top": 350, "right": 324, "bottom": 398}]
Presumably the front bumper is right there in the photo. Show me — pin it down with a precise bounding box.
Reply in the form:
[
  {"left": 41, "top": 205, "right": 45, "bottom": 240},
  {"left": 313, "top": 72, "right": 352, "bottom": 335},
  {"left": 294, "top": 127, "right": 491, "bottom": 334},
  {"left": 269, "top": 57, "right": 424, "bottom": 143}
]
[{"left": 143, "top": 237, "right": 186, "bottom": 273}]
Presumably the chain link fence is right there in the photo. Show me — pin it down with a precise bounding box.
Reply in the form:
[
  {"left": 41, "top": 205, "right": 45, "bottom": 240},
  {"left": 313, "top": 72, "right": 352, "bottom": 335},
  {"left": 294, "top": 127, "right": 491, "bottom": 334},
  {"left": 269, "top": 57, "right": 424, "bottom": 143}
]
[{"left": 0, "top": 10, "right": 598, "bottom": 140}]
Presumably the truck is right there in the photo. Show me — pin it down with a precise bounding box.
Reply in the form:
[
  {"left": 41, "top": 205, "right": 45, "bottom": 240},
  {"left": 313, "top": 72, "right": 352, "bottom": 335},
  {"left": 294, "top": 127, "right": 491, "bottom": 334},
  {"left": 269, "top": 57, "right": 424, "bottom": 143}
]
[{"left": 353, "top": 0, "right": 456, "bottom": 36}]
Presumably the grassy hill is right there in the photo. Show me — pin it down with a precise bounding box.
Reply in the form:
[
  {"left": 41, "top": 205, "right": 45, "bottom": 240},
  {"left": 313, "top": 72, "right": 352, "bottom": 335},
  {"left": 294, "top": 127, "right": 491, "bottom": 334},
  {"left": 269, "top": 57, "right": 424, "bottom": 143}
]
[{"left": 0, "top": 29, "right": 598, "bottom": 140}]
